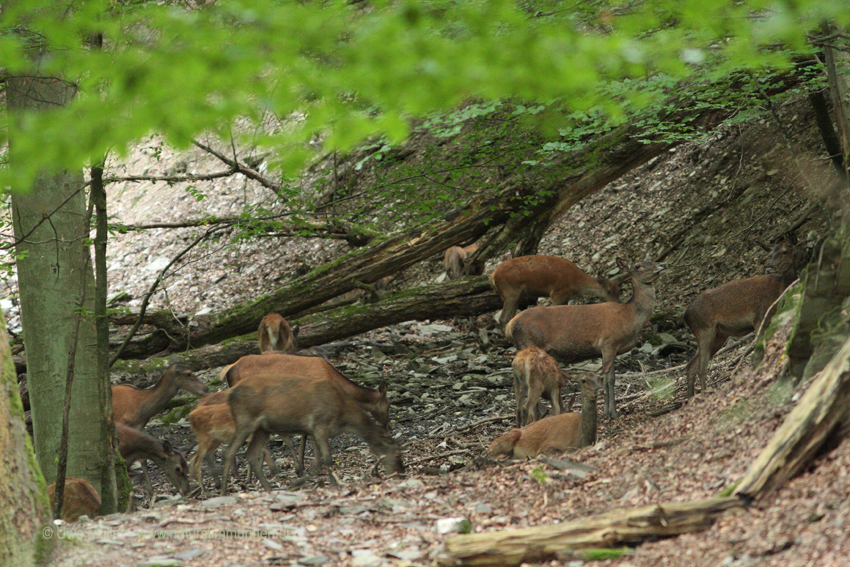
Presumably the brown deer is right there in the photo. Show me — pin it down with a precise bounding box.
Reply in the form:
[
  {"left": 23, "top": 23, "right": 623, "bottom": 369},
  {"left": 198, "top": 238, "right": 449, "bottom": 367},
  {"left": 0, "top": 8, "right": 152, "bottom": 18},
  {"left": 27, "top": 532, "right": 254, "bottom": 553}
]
[
  {"left": 116, "top": 423, "right": 191, "bottom": 499},
  {"left": 489, "top": 255, "right": 621, "bottom": 329},
  {"left": 113, "top": 362, "right": 208, "bottom": 430},
  {"left": 444, "top": 243, "right": 482, "bottom": 280},
  {"left": 512, "top": 347, "right": 566, "bottom": 426},
  {"left": 220, "top": 374, "right": 404, "bottom": 495},
  {"left": 488, "top": 373, "right": 603, "bottom": 458},
  {"left": 506, "top": 258, "right": 666, "bottom": 419},
  {"left": 258, "top": 312, "right": 298, "bottom": 353},
  {"left": 48, "top": 477, "right": 101, "bottom": 521},
  {"left": 684, "top": 241, "right": 797, "bottom": 397},
  {"left": 225, "top": 353, "right": 391, "bottom": 472},
  {"left": 189, "top": 391, "right": 284, "bottom": 492}
]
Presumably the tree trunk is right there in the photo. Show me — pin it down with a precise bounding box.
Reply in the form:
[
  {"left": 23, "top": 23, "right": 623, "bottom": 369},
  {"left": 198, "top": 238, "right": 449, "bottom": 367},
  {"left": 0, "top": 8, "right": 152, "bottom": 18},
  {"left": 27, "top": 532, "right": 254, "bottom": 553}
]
[
  {"left": 787, "top": 31, "right": 850, "bottom": 380},
  {"left": 7, "top": 74, "right": 117, "bottom": 511},
  {"left": 436, "top": 497, "right": 742, "bottom": 566},
  {"left": 0, "top": 310, "right": 52, "bottom": 566}
]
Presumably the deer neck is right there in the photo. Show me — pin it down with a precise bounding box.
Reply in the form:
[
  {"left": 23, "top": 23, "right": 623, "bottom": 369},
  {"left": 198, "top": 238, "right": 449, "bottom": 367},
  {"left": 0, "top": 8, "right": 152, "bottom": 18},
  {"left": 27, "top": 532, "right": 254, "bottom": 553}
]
[
  {"left": 628, "top": 275, "right": 657, "bottom": 325},
  {"left": 137, "top": 377, "right": 179, "bottom": 426},
  {"left": 579, "top": 392, "right": 598, "bottom": 447}
]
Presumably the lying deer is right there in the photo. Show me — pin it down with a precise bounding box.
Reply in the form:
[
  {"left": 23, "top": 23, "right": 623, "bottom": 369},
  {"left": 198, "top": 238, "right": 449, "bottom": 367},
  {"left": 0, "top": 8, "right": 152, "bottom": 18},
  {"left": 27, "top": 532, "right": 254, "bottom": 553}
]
[
  {"left": 507, "top": 258, "right": 666, "bottom": 419},
  {"left": 48, "top": 477, "right": 101, "bottom": 521},
  {"left": 684, "top": 241, "right": 797, "bottom": 397},
  {"left": 444, "top": 243, "right": 482, "bottom": 280},
  {"left": 489, "top": 255, "right": 621, "bottom": 329},
  {"left": 116, "top": 422, "right": 191, "bottom": 499},
  {"left": 220, "top": 374, "right": 404, "bottom": 494},
  {"left": 488, "top": 373, "right": 602, "bottom": 458},
  {"left": 512, "top": 347, "right": 566, "bottom": 426},
  {"left": 113, "top": 362, "right": 208, "bottom": 430}
]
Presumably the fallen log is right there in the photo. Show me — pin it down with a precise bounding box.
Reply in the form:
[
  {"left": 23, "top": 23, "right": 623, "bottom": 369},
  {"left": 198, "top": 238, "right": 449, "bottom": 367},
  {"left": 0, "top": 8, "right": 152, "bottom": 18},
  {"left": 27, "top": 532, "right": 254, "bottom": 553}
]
[{"left": 436, "top": 497, "right": 743, "bottom": 566}]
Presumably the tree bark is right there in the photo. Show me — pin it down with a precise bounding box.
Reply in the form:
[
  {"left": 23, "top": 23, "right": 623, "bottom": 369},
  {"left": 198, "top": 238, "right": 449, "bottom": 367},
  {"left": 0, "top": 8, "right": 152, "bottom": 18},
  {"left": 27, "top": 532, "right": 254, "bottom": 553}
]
[
  {"left": 7, "top": 74, "right": 117, "bottom": 509},
  {"left": 436, "top": 497, "right": 742, "bottom": 566},
  {"left": 0, "top": 310, "right": 52, "bottom": 566}
]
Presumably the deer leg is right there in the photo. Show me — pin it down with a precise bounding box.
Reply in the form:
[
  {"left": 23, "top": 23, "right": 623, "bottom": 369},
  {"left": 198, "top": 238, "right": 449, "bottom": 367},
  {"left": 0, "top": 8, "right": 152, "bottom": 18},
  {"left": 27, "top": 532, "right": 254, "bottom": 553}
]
[
  {"left": 499, "top": 295, "right": 520, "bottom": 330},
  {"left": 601, "top": 353, "right": 617, "bottom": 419},
  {"left": 513, "top": 372, "right": 525, "bottom": 427},
  {"left": 547, "top": 382, "right": 564, "bottom": 416},
  {"left": 245, "top": 429, "right": 273, "bottom": 492},
  {"left": 525, "top": 380, "right": 545, "bottom": 424},
  {"left": 140, "top": 460, "right": 153, "bottom": 503},
  {"left": 220, "top": 428, "right": 254, "bottom": 496}
]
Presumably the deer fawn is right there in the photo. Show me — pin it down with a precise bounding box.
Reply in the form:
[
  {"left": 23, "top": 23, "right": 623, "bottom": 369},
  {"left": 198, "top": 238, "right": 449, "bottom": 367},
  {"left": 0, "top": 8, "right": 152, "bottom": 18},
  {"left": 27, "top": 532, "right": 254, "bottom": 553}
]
[
  {"left": 220, "top": 374, "right": 403, "bottom": 495},
  {"left": 444, "top": 243, "right": 482, "bottom": 280},
  {"left": 684, "top": 241, "right": 797, "bottom": 397},
  {"left": 506, "top": 258, "right": 666, "bottom": 419},
  {"left": 489, "top": 255, "right": 621, "bottom": 329},
  {"left": 116, "top": 423, "right": 191, "bottom": 499},
  {"left": 512, "top": 347, "right": 567, "bottom": 426},
  {"left": 488, "top": 373, "right": 603, "bottom": 458},
  {"left": 48, "top": 477, "right": 101, "bottom": 521},
  {"left": 113, "top": 362, "right": 208, "bottom": 430}
]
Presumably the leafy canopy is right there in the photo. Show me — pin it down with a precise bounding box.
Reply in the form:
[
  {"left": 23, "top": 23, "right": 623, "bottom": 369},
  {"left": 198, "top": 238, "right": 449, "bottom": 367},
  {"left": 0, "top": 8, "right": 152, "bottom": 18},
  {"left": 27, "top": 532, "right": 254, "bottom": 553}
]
[{"left": 0, "top": 0, "right": 846, "bottom": 191}]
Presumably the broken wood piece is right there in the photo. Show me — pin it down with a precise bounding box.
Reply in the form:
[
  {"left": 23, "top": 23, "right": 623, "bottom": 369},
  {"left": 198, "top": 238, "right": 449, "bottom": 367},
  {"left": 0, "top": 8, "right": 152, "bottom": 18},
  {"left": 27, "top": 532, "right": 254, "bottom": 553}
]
[{"left": 436, "top": 497, "right": 743, "bottom": 566}]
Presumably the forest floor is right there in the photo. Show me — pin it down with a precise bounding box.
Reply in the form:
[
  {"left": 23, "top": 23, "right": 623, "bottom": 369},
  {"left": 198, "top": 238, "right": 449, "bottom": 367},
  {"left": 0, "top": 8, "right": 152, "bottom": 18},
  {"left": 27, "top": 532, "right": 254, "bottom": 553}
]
[{"left": 43, "top": 94, "right": 850, "bottom": 567}]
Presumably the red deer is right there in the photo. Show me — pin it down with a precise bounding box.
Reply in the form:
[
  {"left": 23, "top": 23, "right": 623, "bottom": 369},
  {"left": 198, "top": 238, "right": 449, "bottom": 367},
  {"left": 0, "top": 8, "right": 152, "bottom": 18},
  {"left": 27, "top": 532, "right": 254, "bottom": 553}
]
[
  {"left": 512, "top": 347, "right": 566, "bottom": 426},
  {"left": 225, "top": 353, "right": 391, "bottom": 472},
  {"left": 116, "top": 423, "right": 191, "bottom": 498},
  {"left": 488, "top": 373, "right": 602, "bottom": 458},
  {"left": 113, "top": 362, "right": 208, "bottom": 430},
  {"left": 444, "top": 243, "right": 482, "bottom": 280},
  {"left": 220, "top": 374, "right": 404, "bottom": 494},
  {"left": 684, "top": 241, "right": 797, "bottom": 397},
  {"left": 258, "top": 312, "right": 298, "bottom": 353},
  {"left": 506, "top": 258, "right": 666, "bottom": 419},
  {"left": 189, "top": 391, "right": 284, "bottom": 492},
  {"left": 489, "top": 255, "right": 621, "bottom": 329},
  {"left": 48, "top": 478, "right": 100, "bottom": 521}
]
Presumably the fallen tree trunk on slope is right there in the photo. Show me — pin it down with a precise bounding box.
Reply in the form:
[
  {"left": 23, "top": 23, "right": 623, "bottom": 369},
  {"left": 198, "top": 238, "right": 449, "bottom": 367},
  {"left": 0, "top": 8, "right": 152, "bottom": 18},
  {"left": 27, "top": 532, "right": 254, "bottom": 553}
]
[
  {"left": 110, "top": 276, "right": 501, "bottom": 376},
  {"left": 436, "top": 497, "right": 743, "bottom": 566}
]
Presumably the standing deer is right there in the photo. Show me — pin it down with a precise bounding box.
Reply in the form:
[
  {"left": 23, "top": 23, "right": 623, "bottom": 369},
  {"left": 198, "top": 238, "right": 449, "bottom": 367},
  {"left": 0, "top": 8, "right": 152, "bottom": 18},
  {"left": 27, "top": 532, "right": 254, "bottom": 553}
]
[
  {"left": 506, "top": 258, "right": 666, "bottom": 419},
  {"left": 489, "top": 255, "right": 621, "bottom": 329},
  {"left": 258, "top": 312, "right": 298, "bottom": 353},
  {"left": 444, "top": 243, "right": 482, "bottom": 280},
  {"left": 488, "top": 373, "right": 603, "bottom": 458},
  {"left": 512, "top": 347, "right": 567, "bottom": 426},
  {"left": 220, "top": 374, "right": 403, "bottom": 495},
  {"left": 684, "top": 241, "right": 797, "bottom": 397},
  {"left": 112, "top": 362, "right": 208, "bottom": 429},
  {"left": 117, "top": 423, "right": 191, "bottom": 499}
]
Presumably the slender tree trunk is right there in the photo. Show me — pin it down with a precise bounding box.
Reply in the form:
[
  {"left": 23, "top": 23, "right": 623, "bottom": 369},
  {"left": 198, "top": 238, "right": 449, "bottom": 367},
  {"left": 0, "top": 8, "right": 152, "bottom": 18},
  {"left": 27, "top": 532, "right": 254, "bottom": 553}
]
[
  {"left": 7, "top": 74, "right": 117, "bottom": 511},
  {"left": 0, "top": 310, "right": 52, "bottom": 565}
]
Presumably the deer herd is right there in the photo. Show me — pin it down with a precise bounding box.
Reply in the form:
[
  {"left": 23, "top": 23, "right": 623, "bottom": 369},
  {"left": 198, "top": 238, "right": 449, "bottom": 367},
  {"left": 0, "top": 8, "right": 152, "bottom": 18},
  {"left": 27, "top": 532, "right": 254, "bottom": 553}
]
[{"left": 54, "top": 238, "right": 797, "bottom": 516}]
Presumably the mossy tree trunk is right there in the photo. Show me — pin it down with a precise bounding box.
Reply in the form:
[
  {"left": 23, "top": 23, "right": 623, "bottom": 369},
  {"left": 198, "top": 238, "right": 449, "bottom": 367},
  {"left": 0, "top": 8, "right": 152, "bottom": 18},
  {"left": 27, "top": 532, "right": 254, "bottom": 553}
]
[
  {"left": 0, "top": 310, "right": 51, "bottom": 566},
  {"left": 7, "top": 73, "right": 118, "bottom": 513}
]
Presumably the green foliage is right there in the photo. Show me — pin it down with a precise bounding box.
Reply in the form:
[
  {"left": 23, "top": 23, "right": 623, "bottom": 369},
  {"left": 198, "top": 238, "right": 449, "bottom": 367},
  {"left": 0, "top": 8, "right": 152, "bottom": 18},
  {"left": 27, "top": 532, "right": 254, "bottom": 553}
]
[
  {"left": 582, "top": 547, "right": 634, "bottom": 560},
  {"left": 0, "top": 0, "right": 846, "bottom": 194},
  {"left": 529, "top": 464, "right": 549, "bottom": 484}
]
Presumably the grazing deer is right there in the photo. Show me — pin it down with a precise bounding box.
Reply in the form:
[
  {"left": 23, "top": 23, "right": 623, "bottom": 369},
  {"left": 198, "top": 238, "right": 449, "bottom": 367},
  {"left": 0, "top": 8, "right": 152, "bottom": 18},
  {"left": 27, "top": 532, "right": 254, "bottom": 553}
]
[
  {"left": 506, "top": 258, "right": 666, "bottom": 419},
  {"left": 220, "top": 374, "right": 404, "bottom": 495},
  {"left": 113, "top": 362, "right": 208, "bottom": 430},
  {"left": 512, "top": 347, "right": 567, "bottom": 426},
  {"left": 489, "top": 255, "right": 621, "bottom": 329},
  {"left": 444, "top": 243, "right": 482, "bottom": 280},
  {"left": 48, "top": 477, "right": 101, "bottom": 521},
  {"left": 258, "top": 312, "right": 298, "bottom": 353},
  {"left": 116, "top": 423, "right": 191, "bottom": 499},
  {"left": 225, "top": 353, "right": 391, "bottom": 472},
  {"left": 684, "top": 241, "right": 797, "bottom": 397},
  {"left": 488, "top": 373, "right": 602, "bottom": 458},
  {"left": 189, "top": 391, "right": 284, "bottom": 492}
]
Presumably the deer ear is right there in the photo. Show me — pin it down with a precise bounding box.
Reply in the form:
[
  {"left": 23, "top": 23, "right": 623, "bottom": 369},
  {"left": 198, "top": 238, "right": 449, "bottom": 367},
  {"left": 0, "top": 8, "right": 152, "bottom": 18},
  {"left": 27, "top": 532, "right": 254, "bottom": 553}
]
[
  {"left": 162, "top": 440, "right": 173, "bottom": 454},
  {"left": 616, "top": 258, "right": 629, "bottom": 271},
  {"left": 378, "top": 382, "right": 388, "bottom": 395}
]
